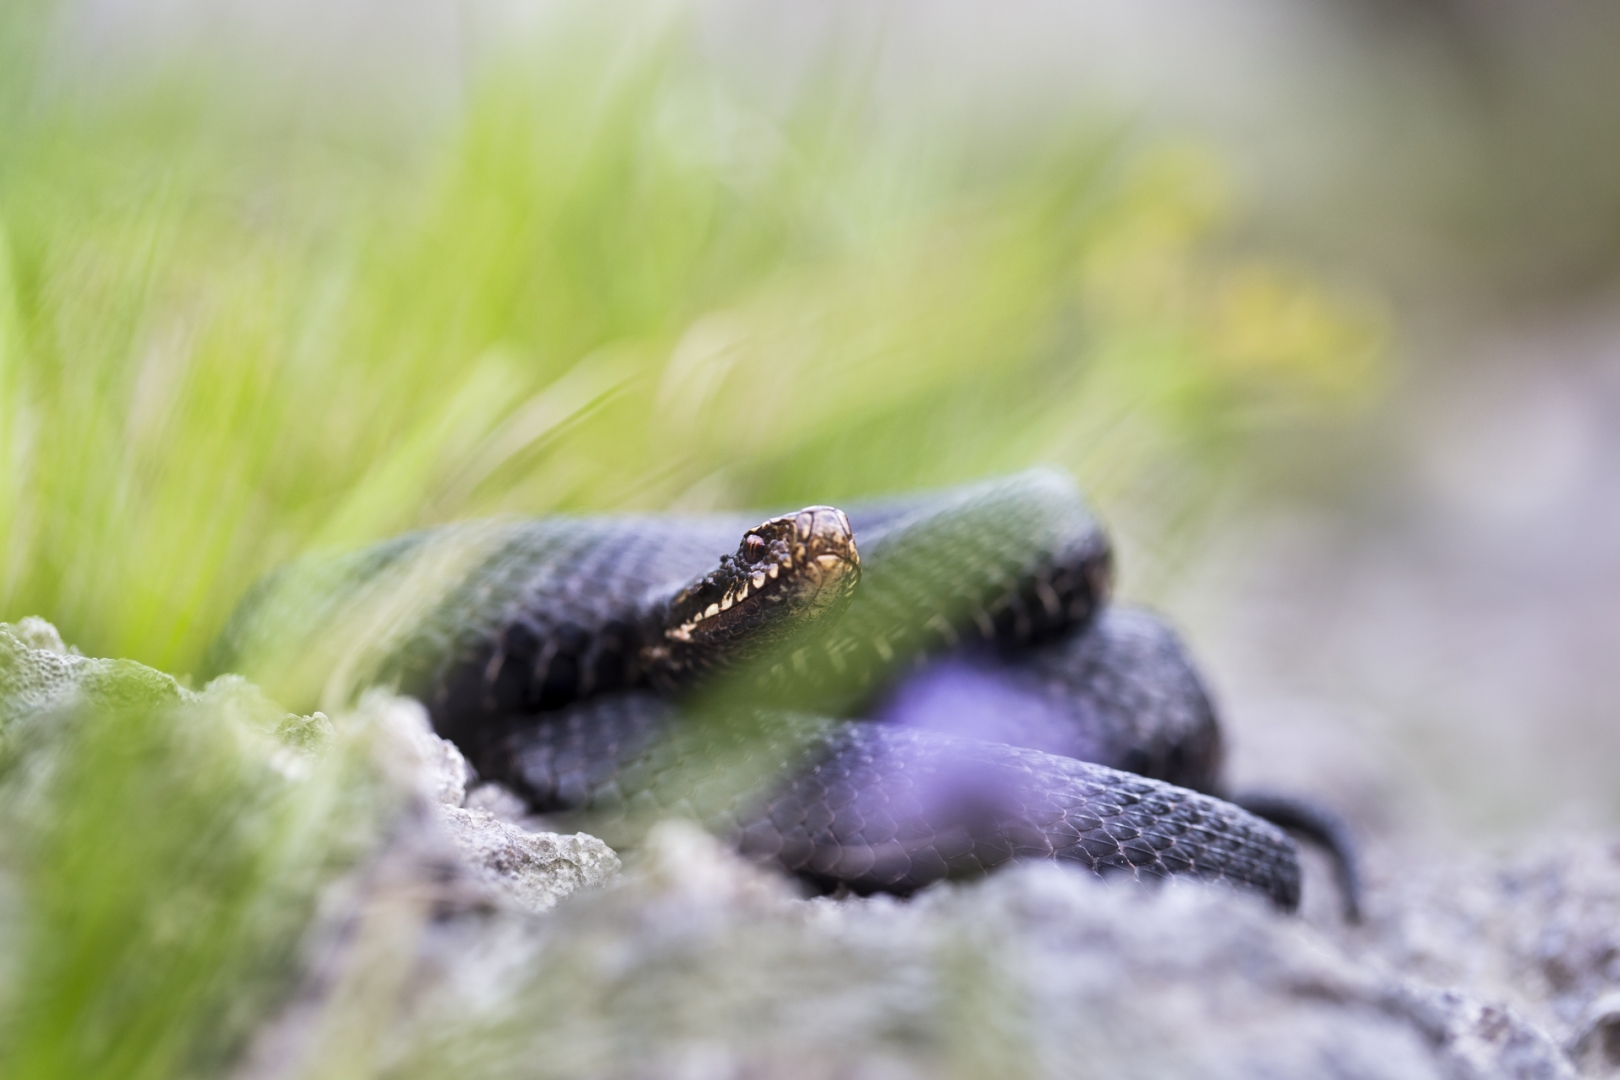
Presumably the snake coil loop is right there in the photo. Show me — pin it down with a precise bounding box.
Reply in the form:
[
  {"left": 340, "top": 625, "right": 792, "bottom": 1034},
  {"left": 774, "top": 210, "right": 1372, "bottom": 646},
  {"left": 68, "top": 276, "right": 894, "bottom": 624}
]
[{"left": 209, "top": 469, "right": 1350, "bottom": 912}]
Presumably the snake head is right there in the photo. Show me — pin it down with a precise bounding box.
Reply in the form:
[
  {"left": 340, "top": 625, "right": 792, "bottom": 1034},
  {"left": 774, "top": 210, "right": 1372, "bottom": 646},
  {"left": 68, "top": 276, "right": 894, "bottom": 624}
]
[{"left": 651, "top": 506, "right": 861, "bottom": 685}]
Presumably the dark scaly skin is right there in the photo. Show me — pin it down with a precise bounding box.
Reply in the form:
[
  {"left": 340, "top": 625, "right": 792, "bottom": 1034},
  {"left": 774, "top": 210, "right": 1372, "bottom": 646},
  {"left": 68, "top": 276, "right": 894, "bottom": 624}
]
[
  {"left": 207, "top": 508, "right": 862, "bottom": 752},
  {"left": 1233, "top": 792, "right": 1363, "bottom": 922},
  {"left": 644, "top": 507, "right": 861, "bottom": 688},
  {"left": 874, "top": 606, "right": 1225, "bottom": 794},
  {"left": 407, "top": 511, "right": 863, "bottom": 725},
  {"left": 486, "top": 693, "right": 1300, "bottom": 906},
  {"left": 424, "top": 469, "right": 1116, "bottom": 757},
  {"left": 826, "top": 470, "right": 1113, "bottom": 682},
  {"left": 878, "top": 604, "right": 1360, "bottom": 918},
  {"left": 205, "top": 518, "right": 743, "bottom": 706},
  {"left": 208, "top": 471, "right": 1111, "bottom": 727},
  {"left": 208, "top": 468, "right": 1304, "bottom": 909}
]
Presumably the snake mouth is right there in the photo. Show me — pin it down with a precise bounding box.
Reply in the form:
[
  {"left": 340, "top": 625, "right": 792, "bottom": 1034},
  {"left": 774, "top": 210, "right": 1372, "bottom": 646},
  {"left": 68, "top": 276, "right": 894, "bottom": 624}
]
[{"left": 661, "top": 506, "right": 861, "bottom": 671}]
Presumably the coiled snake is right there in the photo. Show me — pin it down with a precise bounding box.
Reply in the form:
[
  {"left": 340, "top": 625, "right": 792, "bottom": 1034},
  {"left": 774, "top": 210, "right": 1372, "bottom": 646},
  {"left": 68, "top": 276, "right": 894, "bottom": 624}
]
[{"left": 210, "top": 470, "right": 1358, "bottom": 914}]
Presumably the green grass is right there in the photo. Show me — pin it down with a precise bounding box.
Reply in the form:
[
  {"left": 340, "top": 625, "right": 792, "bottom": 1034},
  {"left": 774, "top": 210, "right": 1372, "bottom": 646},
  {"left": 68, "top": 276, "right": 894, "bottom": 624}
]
[
  {"left": 0, "top": 3, "right": 1380, "bottom": 677},
  {"left": 0, "top": 4, "right": 1385, "bottom": 1078}
]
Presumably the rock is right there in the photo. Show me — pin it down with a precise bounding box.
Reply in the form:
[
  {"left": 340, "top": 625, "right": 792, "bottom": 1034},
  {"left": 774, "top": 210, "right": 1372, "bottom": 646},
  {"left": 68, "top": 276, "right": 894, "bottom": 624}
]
[
  {"left": 0, "top": 619, "right": 623, "bottom": 1080},
  {"left": 1358, "top": 834, "right": 1620, "bottom": 1073},
  {"left": 5, "top": 617, "right": 1618, "bottom": 1080},
  {"left": 1, "top": 619, "right": 620, "bottom": 914},
  {"left": 1, "top": 620, "right": 294, "bottom": 739},
  {"left": 364, "top": 691, "right": 472, "bottom": 807},
  {"left": 438, "top": 806, "right": 620, "bottom": 914},
  {"left": 0, "top": 620, "right": 93, "bottom": 726},
  {"left": 387, "top": 822, "right": 1573, "bottom": 1080},
  {"left": 353, "top": 689, "right": 622, "bottom": 913},
  {"left": 8, "top": 616, "right": 77, "bottom": 655},
  {"left": 463, "top": 781, "right": 534, "bottom": 823}
]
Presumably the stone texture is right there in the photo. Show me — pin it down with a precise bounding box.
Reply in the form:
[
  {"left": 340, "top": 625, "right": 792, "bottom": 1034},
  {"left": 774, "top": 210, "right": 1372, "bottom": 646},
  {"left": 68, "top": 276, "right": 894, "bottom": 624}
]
[
  {"left": 7, "top": 619, "right": 1620, "bottom": 1079},
  {"left": 373, "top": 692, "right": 473, "bottom": 808},
  {"left": 0, "top": 621, "right": 97, "bottom": 727},
  {"left": 1355, "top": 835, "right": 1620, "bottom": 1076},
  {"left": 438, "top": 806, "right": 620, "bottom": 914},
  {"left": 392, "top": 820, "right": 1578, "bottom": 1080},
  {"left": 360, "top": 690, "right": 622, "bottom": 913}
]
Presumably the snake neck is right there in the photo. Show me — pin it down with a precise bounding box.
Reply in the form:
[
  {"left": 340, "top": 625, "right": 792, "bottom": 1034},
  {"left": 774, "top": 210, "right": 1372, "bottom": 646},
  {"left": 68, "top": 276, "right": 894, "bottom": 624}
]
[{"left": 639, "top": 506, "right": 861, "bottom": 691}]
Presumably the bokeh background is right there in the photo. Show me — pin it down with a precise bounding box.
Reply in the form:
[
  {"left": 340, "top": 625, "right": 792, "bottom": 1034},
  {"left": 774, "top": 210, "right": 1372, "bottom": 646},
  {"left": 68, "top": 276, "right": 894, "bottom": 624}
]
[
  {"left": 6, "top": 0, "right": 1614, "bottom": 837},
  {"left": 2, "top": 0, "right": 1620, "bottom": 1072}
]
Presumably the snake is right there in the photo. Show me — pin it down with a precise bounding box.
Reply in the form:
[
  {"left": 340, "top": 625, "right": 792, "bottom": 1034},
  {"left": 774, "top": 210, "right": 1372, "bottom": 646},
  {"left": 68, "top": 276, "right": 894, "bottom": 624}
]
[{"left": 209, "top": 469, "right": 1349, "bottom": 913}]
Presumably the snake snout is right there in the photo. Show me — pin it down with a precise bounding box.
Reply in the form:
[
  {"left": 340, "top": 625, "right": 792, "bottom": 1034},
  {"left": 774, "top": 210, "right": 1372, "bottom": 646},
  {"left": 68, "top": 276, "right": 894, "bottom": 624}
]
[
  {"left": 787, "top": 506, "right": 861, "bottom": 613},
  {"left": 655, "top": 506, "right": 861, "bottom": 681}
]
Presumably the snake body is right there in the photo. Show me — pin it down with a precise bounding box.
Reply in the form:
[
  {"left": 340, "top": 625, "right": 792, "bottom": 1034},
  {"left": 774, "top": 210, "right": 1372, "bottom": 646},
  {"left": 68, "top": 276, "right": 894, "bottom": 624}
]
[
  {"left": 492, "top": 693, "right": 1296, "bottom": 901},
  {"left": 872, "top": 606, "right": 1226, "bottom": 794},
  {"left": 210, "top": 470, "right": 1306, "bottom": 910}
]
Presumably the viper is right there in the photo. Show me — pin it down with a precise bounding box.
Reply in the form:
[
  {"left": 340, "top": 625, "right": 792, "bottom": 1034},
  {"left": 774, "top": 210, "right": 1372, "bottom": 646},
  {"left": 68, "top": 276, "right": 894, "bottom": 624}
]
[{"left": 209, "top": 469, "right": 1358, "bottom": 915}]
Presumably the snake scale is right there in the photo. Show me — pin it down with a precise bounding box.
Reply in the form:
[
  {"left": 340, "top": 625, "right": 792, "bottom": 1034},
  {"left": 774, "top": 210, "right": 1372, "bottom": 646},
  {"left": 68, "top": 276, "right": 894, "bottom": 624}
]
[{"left": 210, "top": 469, "right": 1353, "bottom": 913}]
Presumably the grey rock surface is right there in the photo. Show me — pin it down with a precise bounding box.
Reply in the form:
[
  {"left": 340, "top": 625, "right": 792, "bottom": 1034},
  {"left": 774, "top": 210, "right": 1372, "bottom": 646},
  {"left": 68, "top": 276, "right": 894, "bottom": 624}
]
[
  {"left": 438, "top": 806, "right": 620, "bottom": 914},
  {"left": 390, "top": 820, "right": 1579, "bottom": 1080},
  {"left": 1356, "top": 836, "right": 1620, "bottom": 1076},
  {"left": 363, "top": 691, "right": 622, "bottom": 913},
  {"left": 1, "top": 619, "right": 621, "bottom": 916},
  {"left": 6, "top": 619, "right": 1620, "bottom": 1079},
  {"left": 1, "top": 619, "right": 111, "bottom": 725}
]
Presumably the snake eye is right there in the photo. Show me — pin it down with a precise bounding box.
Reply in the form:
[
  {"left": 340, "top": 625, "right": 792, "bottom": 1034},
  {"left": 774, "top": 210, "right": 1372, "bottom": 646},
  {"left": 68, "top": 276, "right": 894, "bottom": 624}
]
[{"left": 742, "top": 534, "right": 768, "bottom": 565}]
